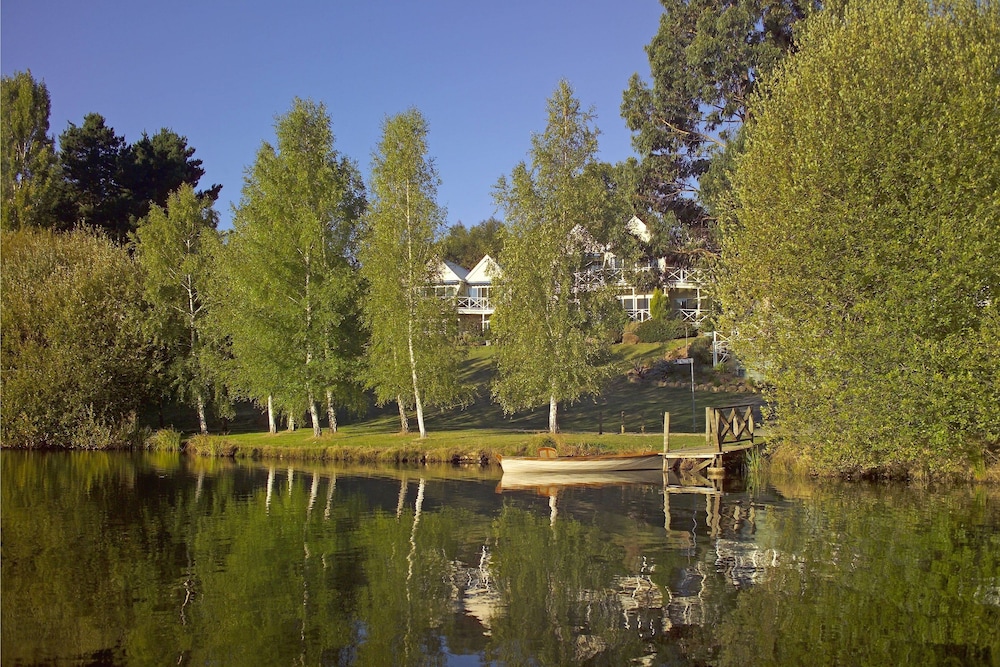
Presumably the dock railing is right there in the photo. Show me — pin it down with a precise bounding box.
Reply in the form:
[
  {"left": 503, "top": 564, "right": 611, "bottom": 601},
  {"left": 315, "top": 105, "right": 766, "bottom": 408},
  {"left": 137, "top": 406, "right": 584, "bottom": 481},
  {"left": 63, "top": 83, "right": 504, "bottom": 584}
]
[{"left": 705, "top": 404, "right": 756, "bottom": 452}]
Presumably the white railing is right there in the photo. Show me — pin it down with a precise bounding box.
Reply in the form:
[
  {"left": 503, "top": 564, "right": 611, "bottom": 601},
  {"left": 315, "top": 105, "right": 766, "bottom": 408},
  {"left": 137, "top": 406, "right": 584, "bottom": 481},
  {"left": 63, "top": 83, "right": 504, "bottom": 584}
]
[
  {"left": 678, "top": 308, "right": 708, "bottom": 324},
  {"left": 456, "top": 296, "right": 492, "bottom": 311},
  {"left": 665, "top": 267, "right": 707, "bottom": 288},
  {"left": 626, "top": 308, "right": 651, "bottom": 322}
]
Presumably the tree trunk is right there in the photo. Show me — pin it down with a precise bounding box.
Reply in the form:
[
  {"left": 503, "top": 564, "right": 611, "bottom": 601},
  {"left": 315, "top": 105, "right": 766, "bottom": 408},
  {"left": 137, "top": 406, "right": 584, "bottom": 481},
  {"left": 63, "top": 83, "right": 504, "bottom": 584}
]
[
  {"left": 197, "top": 392, "right": 208, "bottom": 435},
  {"left": 288, "top": 414, "right": 296, "bottom": 432},
  {"left": 549, "top": 395, "right": 558, "bottom": 434},
  {"left": 267, "top": 394, "right": 277, "bottom": 434},
  {"left": 326, "top": 389, "right": 338, "bottom": 433},
  {"left": 407, "top": 324, "right": 427, "bottom": 439},
  {"left": 397, "top": 396, "right": 409, "bottom": 434},
  {"left": 308, "top": 390, "right": 322, "bottom": 438}
]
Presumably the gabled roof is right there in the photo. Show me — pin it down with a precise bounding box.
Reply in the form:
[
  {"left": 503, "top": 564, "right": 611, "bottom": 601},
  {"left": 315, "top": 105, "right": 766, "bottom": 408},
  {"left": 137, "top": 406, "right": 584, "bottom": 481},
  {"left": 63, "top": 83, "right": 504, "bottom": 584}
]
[
  {"left": 466, "top": 254, "right": 501, "bottom": 283},
  {"left": 434, "top": 259, "right": 469, "bottom": 283}
]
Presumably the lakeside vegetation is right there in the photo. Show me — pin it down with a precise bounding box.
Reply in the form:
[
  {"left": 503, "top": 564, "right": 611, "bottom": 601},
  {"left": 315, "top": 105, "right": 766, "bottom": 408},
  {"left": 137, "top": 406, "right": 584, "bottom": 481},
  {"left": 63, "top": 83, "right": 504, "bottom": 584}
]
[{"left": 3, "top": 0, "right": 997, "bottom": 480}]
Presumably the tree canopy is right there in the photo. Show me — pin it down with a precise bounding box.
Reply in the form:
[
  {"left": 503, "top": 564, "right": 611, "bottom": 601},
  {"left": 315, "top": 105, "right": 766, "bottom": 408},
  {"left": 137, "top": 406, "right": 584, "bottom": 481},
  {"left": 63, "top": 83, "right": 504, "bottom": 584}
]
[
  {"left": 1, "top": 71, "right": 59, "bottom": 231},
  {"left": 219, "top": 98, "right": 366, "bottom": 437},
  {"left": 360, "top": 109, "right": 465, "bottom": 438},
  {"left": 439, "top": 217, "right": 506, "bottom": 269},
  {"left": 133, "top": 184, "right": 221, "bottom": 434},
  {"left": 492, "top": 81, "right": 625, "bottom": 433},
  {"left": 621, "top": 0, "right": 818, "bottom": 262},
  {"left": 716, "top": 0, "right": 1000, "bottom": 474}
]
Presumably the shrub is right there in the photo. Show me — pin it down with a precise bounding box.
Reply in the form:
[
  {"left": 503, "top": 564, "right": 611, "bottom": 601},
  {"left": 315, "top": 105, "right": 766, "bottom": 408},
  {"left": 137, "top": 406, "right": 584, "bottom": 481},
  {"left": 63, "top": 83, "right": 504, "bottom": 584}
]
[{"left": 634, "top": 316, "right": 682, "bottom": 343}]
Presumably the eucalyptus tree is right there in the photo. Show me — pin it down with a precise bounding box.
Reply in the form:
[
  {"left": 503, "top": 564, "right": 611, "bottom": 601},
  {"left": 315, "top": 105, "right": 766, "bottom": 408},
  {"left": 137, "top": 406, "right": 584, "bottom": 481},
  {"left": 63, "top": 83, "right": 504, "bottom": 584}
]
[
  {"left": 360, "top": 109, "right": 464, "bottom": 439},
  {"left": 133, "top": 184, "right": 220, "bottom": 434},
  {"left": 621, "top": 0, "right": 819, "bottom": 260},
  {"left": 491, "top": 81, "right": 623, "bottom": 434},
  {"left": 716, "top": 0, "right": 1000, "bottom": 473},
  {"left": 219, "top": 98, "right": 366, "bottom": 437},
  {"left": 1, "top": 71, "right": 59, "bottom": 230}
]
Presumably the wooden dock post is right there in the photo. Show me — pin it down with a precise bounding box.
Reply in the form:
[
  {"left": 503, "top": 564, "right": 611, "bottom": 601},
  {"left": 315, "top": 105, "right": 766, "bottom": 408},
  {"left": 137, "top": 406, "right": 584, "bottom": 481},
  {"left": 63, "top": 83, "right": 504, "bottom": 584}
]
[{"left": 663, "top": 412, "right": 670, "bottom": 453}]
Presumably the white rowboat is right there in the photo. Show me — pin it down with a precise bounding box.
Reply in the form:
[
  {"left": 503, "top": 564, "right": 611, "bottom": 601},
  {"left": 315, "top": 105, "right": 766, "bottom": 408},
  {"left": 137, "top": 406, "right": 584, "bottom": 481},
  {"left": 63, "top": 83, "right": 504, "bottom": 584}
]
[{"left": 496, "top": 449, "right": 662, "bottom": 474}]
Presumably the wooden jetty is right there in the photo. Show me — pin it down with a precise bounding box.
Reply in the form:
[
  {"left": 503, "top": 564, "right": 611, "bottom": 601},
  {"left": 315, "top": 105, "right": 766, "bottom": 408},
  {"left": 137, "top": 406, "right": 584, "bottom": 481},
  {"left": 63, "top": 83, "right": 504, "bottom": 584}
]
[{"left": 661, "top": 404, "right": 760, "bottom": 478}]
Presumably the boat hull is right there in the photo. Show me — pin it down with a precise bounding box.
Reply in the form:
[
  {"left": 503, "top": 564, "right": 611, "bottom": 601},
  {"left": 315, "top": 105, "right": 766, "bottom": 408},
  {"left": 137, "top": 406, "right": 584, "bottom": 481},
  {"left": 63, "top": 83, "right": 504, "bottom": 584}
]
[{"left": 497, "top": 453, "right": 663, "bottom": 474}]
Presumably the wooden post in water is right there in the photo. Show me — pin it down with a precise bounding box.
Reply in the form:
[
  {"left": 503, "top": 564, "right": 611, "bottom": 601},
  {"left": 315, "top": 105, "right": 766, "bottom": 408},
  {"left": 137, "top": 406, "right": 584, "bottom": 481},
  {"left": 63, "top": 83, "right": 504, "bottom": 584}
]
[
  {"left": 705, "top": 407, "right": 714, "bottom": 447},
  {"left": 663, "top": 412, "right": 670, "bottom": 453}
]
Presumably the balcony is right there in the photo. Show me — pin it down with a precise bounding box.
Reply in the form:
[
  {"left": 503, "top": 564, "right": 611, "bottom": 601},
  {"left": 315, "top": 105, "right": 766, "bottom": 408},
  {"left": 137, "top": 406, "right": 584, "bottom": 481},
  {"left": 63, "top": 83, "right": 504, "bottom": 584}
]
[{"left": 456, "top": 296, "right": 493, "bottom": 314}]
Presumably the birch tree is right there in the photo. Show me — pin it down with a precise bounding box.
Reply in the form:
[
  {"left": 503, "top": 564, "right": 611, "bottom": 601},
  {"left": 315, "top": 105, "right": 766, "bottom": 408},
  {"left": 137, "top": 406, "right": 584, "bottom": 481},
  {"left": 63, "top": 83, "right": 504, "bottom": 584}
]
[
  {"left": 218, "top": 98, "right": 365, "bottom": 437},
  {"left": 133, "top": 184, "right": 219, "bottom": 433},
  {"left": 360, "top": 109, "right": 464, "bottom": 439},
  {"left": 492, "top": 81, "right": 622, "bottom": 433}
]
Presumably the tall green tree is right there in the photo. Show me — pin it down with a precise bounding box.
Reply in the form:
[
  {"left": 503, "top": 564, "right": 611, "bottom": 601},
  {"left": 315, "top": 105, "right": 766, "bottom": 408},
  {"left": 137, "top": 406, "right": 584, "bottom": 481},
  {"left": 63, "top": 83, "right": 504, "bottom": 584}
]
[
  {"left": 219, "top": 98, "right": 365, "bottom": 436},
  {"left": 716, "top": 0, "right": 1000, "bottom": 474},
  {"left": 1, "top": 71, "right": 59, "bottom": 230},
  {"left": 125, "top": 128, "right": 222, "bottom": 222},
  {"left": 360, "top": 109, "right": 465, "bottom": 439},
  {"left": 132, "top": 184, "right": 220, "bottom": 434},
  {"left": 55, "top": 113, "right": 132, "bottom": 240},
  {"left": 621, "top": 0, "right": 818, "bottom": 261},
  {"left": 492, "top": 81, "right": 623, "bottom": 433}
]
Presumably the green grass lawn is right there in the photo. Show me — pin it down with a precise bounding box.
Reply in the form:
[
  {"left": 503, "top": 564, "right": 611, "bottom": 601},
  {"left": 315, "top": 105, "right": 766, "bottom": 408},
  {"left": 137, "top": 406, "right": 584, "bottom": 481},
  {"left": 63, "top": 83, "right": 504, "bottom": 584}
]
[{"left": 163, "top": 340, "right": 760, "bottom": 461}]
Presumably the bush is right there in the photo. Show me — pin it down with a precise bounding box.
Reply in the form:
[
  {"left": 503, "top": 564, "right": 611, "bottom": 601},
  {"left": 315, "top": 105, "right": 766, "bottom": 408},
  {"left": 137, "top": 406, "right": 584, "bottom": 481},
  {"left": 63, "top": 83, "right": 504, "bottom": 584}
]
[
  {"left": 1, "top": 229, "right": 156, "bottom": 448},
  {"left": 145, "top": 428, "right": 183, "bottom": 451},
  {"left": 689, "top": 335, "right": 713, "bottom": 365},
  {"left": 634, "top": 316, "right": 682, "bottom": 343}
]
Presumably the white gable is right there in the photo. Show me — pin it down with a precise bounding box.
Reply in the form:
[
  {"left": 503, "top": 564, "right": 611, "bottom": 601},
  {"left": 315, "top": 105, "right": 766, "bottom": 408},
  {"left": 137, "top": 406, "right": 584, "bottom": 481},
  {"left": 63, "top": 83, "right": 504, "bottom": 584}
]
[
  {"left": 466, "top": 254, "right": 501, "bottom": 284},
  {"left": 434, "top": 259, "right": 469, "bottom": 284}
]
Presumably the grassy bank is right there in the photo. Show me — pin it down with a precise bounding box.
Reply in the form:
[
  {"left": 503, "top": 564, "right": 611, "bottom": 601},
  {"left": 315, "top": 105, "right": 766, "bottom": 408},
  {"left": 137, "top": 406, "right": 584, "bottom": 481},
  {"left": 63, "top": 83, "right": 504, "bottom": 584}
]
[
  {"left": 166, "top": 340, "right": 761, "bottom": 463},
  {"left": 182, "top": 427, "right": 714, "bottom": 464}
]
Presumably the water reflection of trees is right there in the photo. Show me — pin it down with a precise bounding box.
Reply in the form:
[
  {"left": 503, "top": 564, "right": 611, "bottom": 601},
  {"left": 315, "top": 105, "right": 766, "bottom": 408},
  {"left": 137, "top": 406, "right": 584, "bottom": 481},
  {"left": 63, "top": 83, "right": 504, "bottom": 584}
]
[{"left": 3, "top": 455, "right": 998, "bottom": 665}]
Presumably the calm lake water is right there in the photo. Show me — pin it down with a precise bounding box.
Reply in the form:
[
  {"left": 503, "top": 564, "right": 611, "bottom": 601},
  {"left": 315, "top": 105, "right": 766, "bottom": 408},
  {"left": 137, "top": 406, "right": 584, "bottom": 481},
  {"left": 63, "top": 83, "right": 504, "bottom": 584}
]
[{"left": 2, "top": 451, "right": 998, "bottom": 666}]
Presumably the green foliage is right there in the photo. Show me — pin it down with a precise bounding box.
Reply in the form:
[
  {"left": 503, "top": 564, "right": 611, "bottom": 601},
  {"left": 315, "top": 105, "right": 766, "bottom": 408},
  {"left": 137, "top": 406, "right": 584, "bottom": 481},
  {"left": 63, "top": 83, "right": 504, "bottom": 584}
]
[
  {"left": 133, "top": 183, "right": 221, "bottom": 433},
  {"left": 439, "top": 217, "right": 506, "bottom": 269},
  {"left": 1, "top": 71, "right": 59, "bottom": 231},
  {"left": 621, "top": 0, "right": 818, "bottom": 259},
  {"left": 634, "top": 316, "right": 682, "bottom": 343},
  {"left": 649, "top": 287, "right": 667, "bottom": 320},
  {"left": 55, "top": 113, "right": 132, "bottom": 240},
  {"left": 144, "top": 428, "right": 183, "bottom": 451},
  {"left": 218, "top": 98, "right": 366, "bottom": 436},
  {"left": 360, "top": 108, "right": 466, "bottom": 438},
  {"left": 0, "top": 229, "right": 155, "bottom": 447},
  {"left": 717, "top": 0, "right": 1000, "bottom": 474},
  {"left": 491, "top": 81, "right": 622, "bottom": 432},
  {"left": 124, "top": 128, "right": 221, "bottom": 222},
  {"left": 54, "top": 113, "right": 217, "bottom": 242}
]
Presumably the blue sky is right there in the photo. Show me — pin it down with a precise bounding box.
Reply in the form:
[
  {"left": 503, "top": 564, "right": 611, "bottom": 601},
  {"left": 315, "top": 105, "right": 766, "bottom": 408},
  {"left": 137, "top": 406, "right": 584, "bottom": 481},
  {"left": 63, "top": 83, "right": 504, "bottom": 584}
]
[{"left": 2, "top": 1, "right": 663, "bottom": 229}]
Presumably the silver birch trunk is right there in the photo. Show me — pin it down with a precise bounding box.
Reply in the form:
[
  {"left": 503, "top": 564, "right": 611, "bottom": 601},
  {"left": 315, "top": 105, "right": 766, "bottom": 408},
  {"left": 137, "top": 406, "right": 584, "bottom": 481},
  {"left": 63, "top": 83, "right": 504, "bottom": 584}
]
[
  {"left": 267, "top": 394, "right": 277, "bottom": 434},
  {"left": 325, "top": 389, "right": 338, "bottom": 433},
  {"left": 288, "top": 414, "right": 296, "bottom": 431},
  {"left": 408, "top": 322, "right": 427, "bottom": 438},
  {"left": 196, "top": 392, "right": 208, "bottom": 435},
  {"left": 404, "top": 180, "right": 427, "bottom": 439},
  {"left": 397, "top": 396, "right": 409, "bottom": 434},
  {"left": 549, "top": 395, "right": 558, "bottom": 434},
  {"left": 308, "top": 389, "right": 322, "bottom": 438},
  {"left": 305, "top": 253, "right": 322, "bottom": 438}
]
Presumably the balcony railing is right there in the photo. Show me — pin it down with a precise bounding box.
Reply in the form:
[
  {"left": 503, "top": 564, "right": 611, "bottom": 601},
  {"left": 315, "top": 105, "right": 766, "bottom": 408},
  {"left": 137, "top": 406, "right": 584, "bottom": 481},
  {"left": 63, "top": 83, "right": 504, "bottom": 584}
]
[
  {"left": 664, "top": 268, "right": 707, "bottom": 288},
  {"left": 456, "top": 296, "right": 493, "bottom": 312}
]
